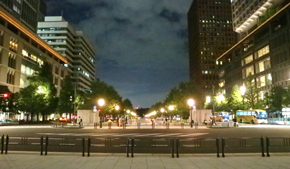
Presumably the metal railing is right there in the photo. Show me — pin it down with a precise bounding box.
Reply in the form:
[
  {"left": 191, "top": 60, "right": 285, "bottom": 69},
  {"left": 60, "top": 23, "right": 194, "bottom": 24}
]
[{"left": 1, "top": 135, "right": 290, "bottom": 158}]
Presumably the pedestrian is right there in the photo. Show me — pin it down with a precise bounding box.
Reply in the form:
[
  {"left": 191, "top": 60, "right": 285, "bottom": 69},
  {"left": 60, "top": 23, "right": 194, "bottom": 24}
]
[{"left": 78, "top": 116, "right": 82, "bottom": 127}]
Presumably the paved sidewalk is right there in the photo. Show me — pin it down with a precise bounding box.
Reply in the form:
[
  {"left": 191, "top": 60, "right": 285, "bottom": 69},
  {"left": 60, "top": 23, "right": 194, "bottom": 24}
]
[{"left": 0, "top": 152, "right": 290, "bottom": 169}]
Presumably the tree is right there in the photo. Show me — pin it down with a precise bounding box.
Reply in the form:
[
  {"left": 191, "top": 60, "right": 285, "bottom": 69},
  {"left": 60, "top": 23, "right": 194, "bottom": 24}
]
[
  {"left": 58, "top": 76, "right": 75, "bottom": 120},
  {"left": 16, "top": 62, "right": 57, "bottom": 121},
  {"left": 244, "top": 76, "right": 260, "bottom": 109},
  {"left": 16, "top": 85, "right": 48, "bottom": 121},
  {"left": 163, "top": 81, "right": 202, "bottom": 118},
  {"left": 228, "top": 85, "right": 243, "bottom": 111},
  {"left": 80, "top": 79, "right": 123, "bottom": 119},
  {"left": 269, "top": 86, "right": 285, "bottom": 111}
]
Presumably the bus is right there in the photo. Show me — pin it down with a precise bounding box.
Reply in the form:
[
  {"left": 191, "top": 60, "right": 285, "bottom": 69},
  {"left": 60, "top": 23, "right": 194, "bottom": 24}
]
[
  {"left": 214, "top": 112, "right": 230, "bottom": 122},
  {"left": 236, "top": 109, "right": 267, "bottom": 124}
]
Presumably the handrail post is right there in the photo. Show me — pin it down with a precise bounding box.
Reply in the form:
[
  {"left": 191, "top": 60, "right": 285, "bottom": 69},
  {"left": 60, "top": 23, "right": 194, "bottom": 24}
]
[
  {"left": 216, "top": 137, "right": 220, "bottom": 157},
  {"left": 222, "top": 137, "right": 225, "bottom": 157},
  {"left": 88, "top": 138, "right": 91, "bottom": 157},
  {"left": 126, "top": 138, "right": 129, "bottom": 157},
  {"left": 176, "top": 138, "right": 179, "bottom": 158},
  {"left": 82, "top": 138, "right": 85, "bottom": 157},
  {"left": 171, "top": 138, "right": 174, "bottom": 158},
  {"left": 45, "top": 136, "right": 48, "bottom": 155},
  {"left": 1, "top": 135, "right": 4, "bottom": 154},
  {"left": 5, "top": 135, "right": 9, "bottom": 154},
  {"left": 261, "top": 136, "right": 265, "bottom": 157},
  {"left": 131, "top": 138, "right": 134, "bottom": 157},
  {"left": 40, "top": 136, "right": 43, "bottom": 155},
  {"left": 266, "top": 137, "right": 270, "bottom": 157}
]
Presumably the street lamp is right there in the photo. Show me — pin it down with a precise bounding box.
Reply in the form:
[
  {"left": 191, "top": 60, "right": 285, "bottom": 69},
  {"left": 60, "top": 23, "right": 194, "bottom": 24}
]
[
  {"left": 168, "top": 105, "right": 175, "bottom": 122},
  {"left": 206, "top": 96, "right": 211, "bottom": 103},
  {"left": 98, "top": 99, "right": 105, "bottom": 122},
  {"left": 187, "top": 99, "right": 195, "bottom": 128},
  {"left": 115, "top": 105, "right": 120, "bottom": 111}
]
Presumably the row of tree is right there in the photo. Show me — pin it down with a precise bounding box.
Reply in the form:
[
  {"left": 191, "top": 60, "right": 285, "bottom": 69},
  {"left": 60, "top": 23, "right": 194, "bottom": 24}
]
[
  {"left": 1, "top": 62, "right": 133, "bottom": 122},
  {"left": 150, "top": 77, "right": 290, "bottom": 118}
]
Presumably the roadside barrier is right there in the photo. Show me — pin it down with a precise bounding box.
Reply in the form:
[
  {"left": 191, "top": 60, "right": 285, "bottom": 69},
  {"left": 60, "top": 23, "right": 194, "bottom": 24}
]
[
  {"left": 1, "top": 135, "right": 290, "bottom": 157},
  {"left": 176, "top": 137, "right": 219, "bottom": 157},
  {"left": 127, "top": 137, "right": 175, "bottom": 158},
  {"left": 221, "top": 137, "right": 265, "bottom": 157},
  {"left": 265, "top": 137, "right": 290, "bottom": 157}
]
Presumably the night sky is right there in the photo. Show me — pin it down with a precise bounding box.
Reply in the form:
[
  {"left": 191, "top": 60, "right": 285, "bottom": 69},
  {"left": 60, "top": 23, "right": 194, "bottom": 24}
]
[{"left": 45, "top": 0, "right": 192, "bottom": 108}]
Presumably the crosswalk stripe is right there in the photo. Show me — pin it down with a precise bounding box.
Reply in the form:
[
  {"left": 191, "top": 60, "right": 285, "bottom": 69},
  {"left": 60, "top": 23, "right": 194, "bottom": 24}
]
[{"left": 36, "top": 132, "right": 208, "bottom": 137}]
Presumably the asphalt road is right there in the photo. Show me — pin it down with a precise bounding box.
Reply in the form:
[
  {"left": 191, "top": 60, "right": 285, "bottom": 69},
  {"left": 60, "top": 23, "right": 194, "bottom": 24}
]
[
  {"left": 1, "top": 124, "right": 290, "bottom": 138},
  {"left": 1, "top": 124, "right": 290, "bottom": 154}
]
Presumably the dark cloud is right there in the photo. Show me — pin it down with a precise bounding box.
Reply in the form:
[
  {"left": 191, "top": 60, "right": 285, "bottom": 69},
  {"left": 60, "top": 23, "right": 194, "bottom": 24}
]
[
  {"left": 159, "top": 9, "right": 182, "bottom": 22},
  {"left": 45, "top": 0, "right": 192, "bottom": 107}
]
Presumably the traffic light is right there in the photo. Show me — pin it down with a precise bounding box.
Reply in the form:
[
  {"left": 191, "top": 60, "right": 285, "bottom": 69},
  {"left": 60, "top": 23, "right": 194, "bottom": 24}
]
[
  {"left": 0, "top": 93, "right": 9, "bottom": 98},
  {"left": 3, "top": 93, "right": 8, "bottom": 98}
]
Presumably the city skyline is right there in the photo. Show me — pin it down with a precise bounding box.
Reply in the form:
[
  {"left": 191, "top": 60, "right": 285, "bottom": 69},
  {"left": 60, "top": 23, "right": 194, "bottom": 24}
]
[{"left": 45, "top": 0, "right": 192, "bottom": 108}]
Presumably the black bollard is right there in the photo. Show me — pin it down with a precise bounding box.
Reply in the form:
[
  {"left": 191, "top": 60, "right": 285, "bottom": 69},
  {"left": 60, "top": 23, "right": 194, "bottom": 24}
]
[
  {"left": 216, "top": 137, "right": 220, "bottom": 157},
  {"left": 176, "top": 138, "right": 179, "bottom": 158},
  {"left": 82, "top": 138, "right": 85, "bottom": 157},
  {"left": 5, "top": 135, "right": 9, "bottom": 154},
  {"left": 40, "top": 136, "right": 43, "bottom": 155},
  {"left": 1, "top": 135, "right": 4, "bottom": 154},
  {"left": 171, "top": 139, "right": 174, "bottom": 158},
  {"left": 261, "top": 137, "right": 265, "bottom": 157},
  {"left": 88, "top": 138, "right": 91, "bottom": 157},
  {"left": 222, "top": 137, "right": 225, "bottom": 157},
  {"left": 266, "top": 137, "right": 270, "bottom": 157},
  {"left": 45, "top": 136, "right": 48, "bottom": 155},
  {"left": 126, "top": 138, "right": 129, "bottom": 157},
  {"left": 131, "top": 138, "right": 134, "bottom": 157}
]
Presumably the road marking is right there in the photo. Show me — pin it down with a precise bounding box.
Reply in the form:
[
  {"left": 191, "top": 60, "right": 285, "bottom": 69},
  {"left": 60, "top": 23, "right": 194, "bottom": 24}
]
[{"left": 36, "top": 132, "right": 208, "bottom": 138}]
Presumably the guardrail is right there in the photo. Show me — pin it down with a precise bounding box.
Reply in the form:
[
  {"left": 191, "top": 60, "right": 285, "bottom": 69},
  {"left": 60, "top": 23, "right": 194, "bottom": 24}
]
[{"left": 1, "top": 135, "right": 290, "bottom": 157}]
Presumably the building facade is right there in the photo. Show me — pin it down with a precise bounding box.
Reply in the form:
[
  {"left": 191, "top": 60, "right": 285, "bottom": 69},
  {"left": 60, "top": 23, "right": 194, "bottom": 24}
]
[
  {"left": 187, "top": 0, "right": 236, "bottom": 96},
  {"left": 37, "top": 16, "right": 96, "bottom": 91},
  {"left": 0, "top": 6, "right": 69, "bottom": 121},
  {"left": 232, "top": 0, "right": 286, "bottom": 40},
  {"left": 0, "top": 0, "right": 46, "bottom": 32},
  {"left": 217, "top": 2, "right": 290, "bottom": 98}
]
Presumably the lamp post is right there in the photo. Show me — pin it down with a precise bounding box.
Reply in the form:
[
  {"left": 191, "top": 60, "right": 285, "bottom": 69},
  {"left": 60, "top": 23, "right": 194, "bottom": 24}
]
[
  {"left": 168, "top": 105, "right": 174, "bottom": 122},
  {"left": 187, "top": 99, "right": 194, "bottom": 128},
  {"left": 98, "top": 99, "right": 105, "bottom": 122}
]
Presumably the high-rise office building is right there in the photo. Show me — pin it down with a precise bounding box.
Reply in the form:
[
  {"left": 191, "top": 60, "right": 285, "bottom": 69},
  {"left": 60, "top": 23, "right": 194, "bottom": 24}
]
[
  {"left": 217, "top": 1, "right": 290, "bottom": 99},
  {"left": 37, "top": 16, "right": 96, "bottom": 91},
  {"left": 188, "top": 0, "right": 235, "bottom": 95},
  {"left": 0, "top": 0, "right": 46, "bottom": 32},
  {"left": 232, "top": 0, "right": 285, "bottom": 39},
  {"left": 0, "top": 6, "right": 68, "bottom": 97}
]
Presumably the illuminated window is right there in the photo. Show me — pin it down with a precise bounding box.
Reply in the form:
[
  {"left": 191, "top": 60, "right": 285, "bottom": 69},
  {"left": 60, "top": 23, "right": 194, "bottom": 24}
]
[
  {"left": 242, "top": 54, "right": 253, "bottom": 66},
  {"left": 257, "top": 45, "right": 269, "bottom": 58},
  {"left": 22, "top": 50, "right": 28, "bottom": 57},
  {"left": 31, "top": 54, "right": 37, "bottom": 62},
  {"left": 242, "top": 65, "right": 254, "bottom": 78},
  {"left": 255, "top": 58, "right": 270, "bottom": 73},
  {"left": 9, "top": 37, "right": 18, "bottom": 52},
  {"left": 256, "top": 74, "right": 272, "bottom": 88}
]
